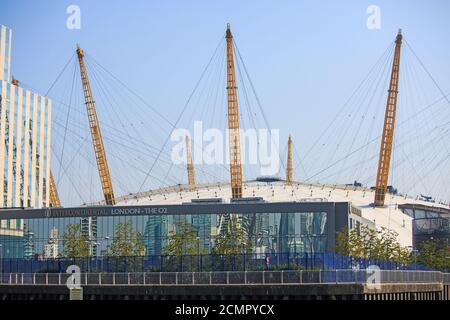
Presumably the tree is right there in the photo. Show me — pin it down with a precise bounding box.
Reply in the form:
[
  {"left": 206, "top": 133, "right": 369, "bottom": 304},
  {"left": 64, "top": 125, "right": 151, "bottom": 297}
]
[
  {"left": 335, "top": 227, "right": 350, "bottom": 256},
  {"left": 105, "top": 221, "right": 146, "bottom": 257},
  {"left": 161, "top": 220, "right": 208, "bottom": 271},
  {"left": 62, "top": 223, "right": 90, "bottom": 258},
  {"left": 103, "top": 221, "right": 146, "bottom": 272},
  {"left": 210, "top": 216, "right": 253, "bottom": 271},
  {"left": 417, "top": 239, "right": 450, "bottom": 271},
  {"left": 336, "top": 225, "right": 411, "bottom": 264},
  {"left": 163, "top": 221, "right": 208, "bottom": 256},
  {"left": 212, "top": 216, "right": 252, "bottom": 255}
]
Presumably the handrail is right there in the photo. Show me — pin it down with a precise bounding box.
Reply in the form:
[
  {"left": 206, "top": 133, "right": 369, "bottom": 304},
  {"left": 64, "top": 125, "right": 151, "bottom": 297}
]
[{"left": 0, "top": 270, "right": 448, "bottom": 286}]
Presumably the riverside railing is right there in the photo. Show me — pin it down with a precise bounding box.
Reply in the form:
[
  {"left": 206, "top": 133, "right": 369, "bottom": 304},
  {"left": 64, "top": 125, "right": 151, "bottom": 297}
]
[{"left": 0, "top": 270, "right": 448, "bottom": 286}]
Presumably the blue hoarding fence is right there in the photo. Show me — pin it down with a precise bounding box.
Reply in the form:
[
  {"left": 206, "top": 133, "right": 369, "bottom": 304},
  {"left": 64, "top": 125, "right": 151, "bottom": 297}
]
[{"left": 0, "top": 252, "right": 431, "bottom": 273}]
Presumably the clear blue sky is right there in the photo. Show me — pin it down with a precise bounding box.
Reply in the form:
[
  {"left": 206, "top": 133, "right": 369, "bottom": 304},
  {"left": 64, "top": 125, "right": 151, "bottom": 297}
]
[
  {"left": 1, "top": 0, "right": 449, "bottom": 203},
  {"left": 2, "top": 0, "right": 449, "bottom": 119}
]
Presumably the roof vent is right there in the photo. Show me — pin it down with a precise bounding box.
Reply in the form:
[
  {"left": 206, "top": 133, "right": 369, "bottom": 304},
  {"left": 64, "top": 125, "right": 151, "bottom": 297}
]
[
  {"left": 187, "top": 198, "right": 224, "bottom": 204},
  {"left": 231, "top": 197, "right": 265, "bottom": 203},
  {"left": 256, "top": 176, "right": 282, "bottom": 183}
]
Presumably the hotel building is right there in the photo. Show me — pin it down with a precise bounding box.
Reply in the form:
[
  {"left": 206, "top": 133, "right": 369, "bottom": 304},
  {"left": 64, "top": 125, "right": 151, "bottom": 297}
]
[{"left": 0, "top": 24, "right": 52, "bottom": 258}]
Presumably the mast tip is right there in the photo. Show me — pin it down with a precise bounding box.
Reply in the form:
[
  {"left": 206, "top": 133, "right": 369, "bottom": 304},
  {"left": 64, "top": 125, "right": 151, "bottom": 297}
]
[{"left": 76, "top": 44, "right": 83, "bottom": 56}]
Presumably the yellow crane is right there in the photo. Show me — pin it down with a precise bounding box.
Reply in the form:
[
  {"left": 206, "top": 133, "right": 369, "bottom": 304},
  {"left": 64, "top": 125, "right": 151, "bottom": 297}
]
[
  {"left": 226, "top": 23, "right": 243, "bottom": 199},
  {"left": 374, "top": 30, "right": 402, "bottom": 206},
  {"left": 76, "top": 45, "right": 116, "bottom": 205},
  {"left": 286, "top": 135, "right": 293, "bottom": 185},
  {"left": 185, "top": 135, "right": 196, "bottom": 191}
]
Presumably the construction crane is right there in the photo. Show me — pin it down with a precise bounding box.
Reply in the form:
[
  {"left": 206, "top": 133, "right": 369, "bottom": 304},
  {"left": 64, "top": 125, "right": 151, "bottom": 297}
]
[
  {"left": 374, "top": 30, "right": 402, "bottom": 207},
  {"left": 286, "top": 135, "right": 293, "bottom": 185},
  {"left": 76, "top": 45, "right": 116, "bottom": 205},
  {"left": 48, "top": 171, "right": 61, "bottom": 207},
  {"left": 226, "top": 23, "right": 243, "bottom": 199},
  {"left": 185, "top": 135, "right": 196, "bottom": 191}
]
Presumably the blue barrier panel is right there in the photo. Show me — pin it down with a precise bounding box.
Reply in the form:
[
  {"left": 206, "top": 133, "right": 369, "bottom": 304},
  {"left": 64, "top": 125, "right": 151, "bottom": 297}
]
[{"left": 0, "top": 252, "right": 437, "bottom": 273}]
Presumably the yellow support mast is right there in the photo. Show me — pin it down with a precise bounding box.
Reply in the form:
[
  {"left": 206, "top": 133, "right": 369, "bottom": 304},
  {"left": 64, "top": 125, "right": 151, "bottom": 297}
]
[
  {"left": 286, "top": 135, "right": 293, "bottom": 185},
  {"left": 216, "top": 24, "right": 245, "bottom": 237},
  {"left": 374, "top": 30, "right": 402, "bottom": 206},
  {"left": 185, "top": 135, "right": 196, "bottom": 191},
  {"left": 226, "top": 23, "right": 243, "bottom": 199},
  {"left": 49, "top": 171, "right": 61, "bottom": 207},
  {"left": 76, "top": 45, "right": 116, "bottom": 205}
]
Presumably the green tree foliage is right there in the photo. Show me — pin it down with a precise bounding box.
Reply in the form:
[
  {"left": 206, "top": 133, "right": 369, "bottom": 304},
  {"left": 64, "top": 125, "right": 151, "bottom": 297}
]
[
  {"left": 212, "top": 216, "right": 253, "bottom": 255},
  {"left": 161, "top": 220, "right": 208, "bottom": 272},
  {"left": 417, "top": 239, "right": 450, "bottom": 271},
  {"left": 336, "top": 225, "right": 411, "bottom": 264},
  {"left": 105, "top": 221, "right": 146, "bottom": 257},
  {"left": 62, "top": 223, "right": 90, "bottom": 258},
  {"left": 209, "top": 216, "right": 253, "bottom": 271},
  {"left": 163, "top": 221, "right": 208, "bottom": 256}
]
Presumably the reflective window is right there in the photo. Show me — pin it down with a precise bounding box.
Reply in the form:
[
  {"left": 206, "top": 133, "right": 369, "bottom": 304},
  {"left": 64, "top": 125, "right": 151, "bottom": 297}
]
[{"left": 0, "top": 211, "right": 328, "bottom": 259}]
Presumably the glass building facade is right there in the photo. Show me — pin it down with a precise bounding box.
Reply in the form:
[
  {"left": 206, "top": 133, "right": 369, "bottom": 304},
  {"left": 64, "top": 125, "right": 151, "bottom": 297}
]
[
  {"left": 0, "top": 25, "right": 12, "bottom": 83},
  {"left": 0, "top": 25, "right": 53, "bottom": 259},
  {"left": 0, "top": 201, "right": 351, "bottom": 260},
  {"left": 144, "top": 215, "right": 169, "bottom": 256},
  {"left": 0, "top": 212, "right": 329, "bottom": 259},
  {"left": 400, "top": 204, "right": 450, "bottom": 249},
  {"left": 141, "top": 211, "right": 326, "bottom": 256},
  {"left": 0, "top": 81, "right": 52, "bottom": 209}
]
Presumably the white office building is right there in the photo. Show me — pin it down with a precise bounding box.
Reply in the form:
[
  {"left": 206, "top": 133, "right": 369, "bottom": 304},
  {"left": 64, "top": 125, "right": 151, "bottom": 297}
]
[
  {"left": 0, "top": 24, "right": 52, "bottom": 209},
  {"left": 0, "top": 24, "right": 53, "bottom": 258}
]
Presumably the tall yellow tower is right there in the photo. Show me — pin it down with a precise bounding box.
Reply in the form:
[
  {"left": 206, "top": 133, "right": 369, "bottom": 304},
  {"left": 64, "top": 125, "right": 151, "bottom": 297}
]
[
  {"left": 286, "top": 135, "right": 293, "bottom": 185},
  {"left": 374, "top": 30, "right": 402, "bottom": 206},
  {"left": 226, "top": 23, "right": 244, "bottom": 199},
  {"left": 48, "top": 172, "right": 61, "bottom": 207},
  {"left": 76, "top": 45, "right": 116, "bottom": 205},
  {"left": 185, "top": 135, "right": 196, "bottom": 191}
]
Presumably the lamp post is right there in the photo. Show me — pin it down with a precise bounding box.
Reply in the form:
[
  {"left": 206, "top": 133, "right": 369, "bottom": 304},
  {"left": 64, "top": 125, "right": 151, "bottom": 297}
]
[
  {"left": 275, "top": 223, "right": 280, "bottom": 267},
  {"left": 95, "top": 236, "right": 111, "bottom": 273},
  {"left": 103, "top": 236, "right": 111, "bottom": 272},
  {"left": 412, "top": 249, "right": 418, "bottom": 270},
  {"left": 84, "top": 238, "right": 96, "bottom": 273},
  {"left": 408, "top": 246, "right": 419, "bottom": 270}
]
